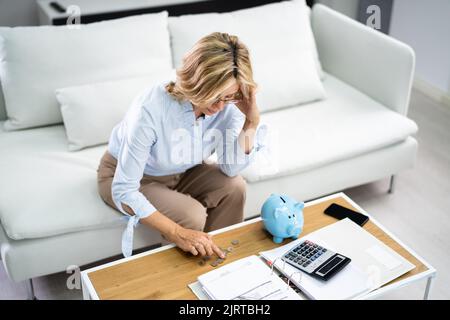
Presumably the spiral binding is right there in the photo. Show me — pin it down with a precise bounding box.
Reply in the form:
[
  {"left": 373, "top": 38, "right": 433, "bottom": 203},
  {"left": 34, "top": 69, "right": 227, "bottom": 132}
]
[{"left": 270, "top": 256, "right": 303, "bottom": 290}]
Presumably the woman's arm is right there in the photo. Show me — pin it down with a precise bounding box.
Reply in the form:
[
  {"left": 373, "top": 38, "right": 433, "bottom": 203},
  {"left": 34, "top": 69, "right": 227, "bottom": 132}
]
[
  {"left": 115, "top": 111, "right": 224, "bottom": 258},
  {"left": 238, "top": 118, "right": 260, "bottom": 155},
  {"left": 111, "top": 108, "right": 158, "bottom": 220},
  {"left": 118, "top": 153, "right": 224, "bottom": 258},
  {"left": 237, "top": 87, "right": 260, "bottom": 154},
  {"left": 138, "top": 211, "right": 225, "bottom": 258},
  {"left": 217, "top": 86, "right": 265, "bottom": 177}
]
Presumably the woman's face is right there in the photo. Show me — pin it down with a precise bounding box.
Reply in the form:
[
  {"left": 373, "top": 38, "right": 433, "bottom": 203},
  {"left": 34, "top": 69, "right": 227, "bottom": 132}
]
[{"left": 193, "top": 83, "right": 241, "bottom": 117}]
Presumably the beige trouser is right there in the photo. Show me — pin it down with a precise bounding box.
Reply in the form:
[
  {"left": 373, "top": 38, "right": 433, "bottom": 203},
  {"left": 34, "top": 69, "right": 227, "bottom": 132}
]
[{"left": 97, "top": 151, "right": 245, "bottom": 232}]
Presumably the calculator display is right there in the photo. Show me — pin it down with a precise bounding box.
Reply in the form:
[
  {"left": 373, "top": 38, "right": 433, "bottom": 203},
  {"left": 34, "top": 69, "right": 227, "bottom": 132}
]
[{"left": 316, "top": 255, "right": 345, "bottom": 276}]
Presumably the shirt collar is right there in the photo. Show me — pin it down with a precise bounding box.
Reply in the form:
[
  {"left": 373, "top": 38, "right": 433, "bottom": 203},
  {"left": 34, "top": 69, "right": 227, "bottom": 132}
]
[
  {"left": 202, "top": 113, "right": 213, "bottom": 120},
  {"left": 182, "top": 100, "right": 213, "bottom": 120}
]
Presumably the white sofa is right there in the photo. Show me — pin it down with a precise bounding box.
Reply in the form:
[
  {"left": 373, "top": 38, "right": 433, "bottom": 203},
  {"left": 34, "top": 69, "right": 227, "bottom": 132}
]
[{"left": 0, "top": 2, "right": 417, "bottom": 297}]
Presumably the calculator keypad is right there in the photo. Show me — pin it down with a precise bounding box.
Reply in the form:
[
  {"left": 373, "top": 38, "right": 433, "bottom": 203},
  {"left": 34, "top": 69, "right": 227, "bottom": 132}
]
[{"left": 282, "top": 240, "right": 336, "bottom": 274}]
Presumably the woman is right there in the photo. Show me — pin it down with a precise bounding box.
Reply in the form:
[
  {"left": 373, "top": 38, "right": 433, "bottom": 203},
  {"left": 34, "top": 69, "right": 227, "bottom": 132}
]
[{"left": 97, "top": 32, "right": 266, "bottom": 258}]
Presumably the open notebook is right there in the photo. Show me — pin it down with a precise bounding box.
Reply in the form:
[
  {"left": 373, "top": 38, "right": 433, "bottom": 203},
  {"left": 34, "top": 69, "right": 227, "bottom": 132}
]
[
  {"left": 189, "top": 218, "right": 415, "bottom": 300},
  {"left": 193, "top": 255, "right": 302, "bottom": 300}
]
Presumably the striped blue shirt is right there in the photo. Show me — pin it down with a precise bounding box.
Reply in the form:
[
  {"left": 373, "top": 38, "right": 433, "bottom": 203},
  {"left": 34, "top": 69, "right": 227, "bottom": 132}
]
[{"left": 107, "top": 80, "right": 267, "bottom": 256}]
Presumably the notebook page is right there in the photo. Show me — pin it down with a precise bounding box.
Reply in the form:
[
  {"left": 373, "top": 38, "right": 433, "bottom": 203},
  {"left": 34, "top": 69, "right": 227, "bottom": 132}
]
[
  {"left": 197, "top": 255, "right": 303, "bottom": 300},
  {"left": 198, "top": 255, "right": 273, "bottom": 300},
  {"left": 233, "top": 274, "right": 303, "bottom": 300}
]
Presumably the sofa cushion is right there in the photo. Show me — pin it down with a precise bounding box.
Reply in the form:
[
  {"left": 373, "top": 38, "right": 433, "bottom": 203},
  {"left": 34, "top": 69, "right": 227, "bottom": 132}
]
[
  {"left": 0, "top": 123, "right": 122, "bottom": 240},
  {"left": 0, "top": 11, "right": 172, "bottom": 131},
  {"left": 168, "top": 0, "right": 325, "bottom": 113},
  {"left": 56, "top": 69, "right": 176, "bottom": 151},
  {"left": 240, "top": 72, "right": 418, "bottom": 182}
]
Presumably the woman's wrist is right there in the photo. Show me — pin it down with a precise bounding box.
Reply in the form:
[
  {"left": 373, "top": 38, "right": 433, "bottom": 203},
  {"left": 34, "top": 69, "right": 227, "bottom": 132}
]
[
  {"left": 244, "top": 117, "right": 260, "bottom": 130},
  {"left": 169, "top": 223, "right": 183, "bottom": 242},
  {"left": 140, "top": 211, "right": 181, "bottom": 242}
]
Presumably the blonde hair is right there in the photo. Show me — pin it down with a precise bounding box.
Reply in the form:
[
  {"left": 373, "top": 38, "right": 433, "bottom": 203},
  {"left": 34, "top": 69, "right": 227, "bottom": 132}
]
[{"left": 166, "top": 32, "right": 257, "bottom": 106}]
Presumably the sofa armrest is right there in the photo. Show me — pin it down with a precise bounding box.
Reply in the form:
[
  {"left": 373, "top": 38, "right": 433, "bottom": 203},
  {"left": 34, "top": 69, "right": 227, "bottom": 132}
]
[{"left": 311, "top": 4, "right": 415, "bottom": 116}]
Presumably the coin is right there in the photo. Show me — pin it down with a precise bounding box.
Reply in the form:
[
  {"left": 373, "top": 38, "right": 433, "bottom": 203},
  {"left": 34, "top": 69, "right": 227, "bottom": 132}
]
[
  {"left": 231, "top": 239, "right": 240, "bottom": 245},
  {"left": 210, "top": 261, "right": 218, "bottom": 267},
  {"left": 227, "top": 246, "right": 234, "bottom": 252},
  {"left": 202, "top": 256, "right": 211, "bottom": 261},
  {"left": 217, "top": 258, "right": 224, "bottom": 264},
  {"left": 198, "top": 260, "right": 205, "bottom": 266}
]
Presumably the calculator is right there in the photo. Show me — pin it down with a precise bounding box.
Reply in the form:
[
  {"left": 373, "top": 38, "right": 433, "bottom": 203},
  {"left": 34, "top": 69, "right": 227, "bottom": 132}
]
[{"left": 281, "top": 240, "right": 351, "bottom": 281}]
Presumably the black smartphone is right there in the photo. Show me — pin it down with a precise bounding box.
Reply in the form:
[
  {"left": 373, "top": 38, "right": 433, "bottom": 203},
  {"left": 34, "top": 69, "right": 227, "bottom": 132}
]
[{"left": 324, "top": 203, "right": 369, "bottom": 226}]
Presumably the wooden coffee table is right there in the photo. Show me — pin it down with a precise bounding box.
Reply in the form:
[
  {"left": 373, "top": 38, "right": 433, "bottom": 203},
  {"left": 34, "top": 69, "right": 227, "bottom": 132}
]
[{"left": 81, "top": 192, "right": 436, "bottom": 300}]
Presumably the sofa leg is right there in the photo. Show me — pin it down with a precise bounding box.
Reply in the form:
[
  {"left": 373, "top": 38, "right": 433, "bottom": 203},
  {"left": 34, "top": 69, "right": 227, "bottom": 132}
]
[
  {"left": 25, "top": 278, "right": 38, "bottom": 300},
  {"left": 388, "top": 175, "right": 396, "bottom": 194}
]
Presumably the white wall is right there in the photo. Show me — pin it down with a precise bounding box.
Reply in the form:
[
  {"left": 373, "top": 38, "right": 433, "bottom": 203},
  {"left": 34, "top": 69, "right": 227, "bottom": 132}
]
[
  {"left": 389, "top": 0, "right": 450, "bottom": 95},
  {"left": 0, "top": 0, "right": 39, "bottom": 26}
]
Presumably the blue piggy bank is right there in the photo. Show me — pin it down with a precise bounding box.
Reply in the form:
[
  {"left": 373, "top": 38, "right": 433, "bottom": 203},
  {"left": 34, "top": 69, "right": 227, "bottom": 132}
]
[{"left": 261, "top": 194, "right": 304, "bottom": 243}]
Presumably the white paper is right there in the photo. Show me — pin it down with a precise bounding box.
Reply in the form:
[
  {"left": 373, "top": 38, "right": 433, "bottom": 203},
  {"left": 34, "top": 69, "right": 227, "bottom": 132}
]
[
  {"left": 234, "top": 274, "right": 302, "bottom": 300},
  {"left": 195, "top": 255, "right": 302, "bottom": 300},
  {"left": 188, "top": 281, "right": 210, "bottom": 300},
  {"left": 305, "top": 219, "right": 415, "bottom": 287},
  {"left": 198, "top": 255, "right": 270, "bottom": 300},
  {"left": 366, "top": 245, "right": 402, "bottom": 270},
  {"left": 260, "top": 240, "right": 371, "bottom": 300},
  {"left": 259, "top": 218, "right": 415, "bottom": 299}
]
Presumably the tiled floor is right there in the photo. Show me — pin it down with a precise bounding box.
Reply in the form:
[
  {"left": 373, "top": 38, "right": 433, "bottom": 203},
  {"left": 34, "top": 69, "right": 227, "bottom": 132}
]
[{"left": 1, "top": 89, "right": 449, "bottom": 300}]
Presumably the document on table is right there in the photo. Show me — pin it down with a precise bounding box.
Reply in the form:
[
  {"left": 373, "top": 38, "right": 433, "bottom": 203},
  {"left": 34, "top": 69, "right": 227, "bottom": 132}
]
[
  {"left": 189, "top": 219, "right": 415, "bottom": 300},
  {"left": 305, "top": 218, "right": 415, "bottom": 289},
  {"left": 260, "top": 241, "right": 371, "bottom": 300},
  {"left": 259, "top": 218, "right": 415, "bottom": 299},
  {"left": 191, "top": 255, "right": 303, "bottom": 300}
]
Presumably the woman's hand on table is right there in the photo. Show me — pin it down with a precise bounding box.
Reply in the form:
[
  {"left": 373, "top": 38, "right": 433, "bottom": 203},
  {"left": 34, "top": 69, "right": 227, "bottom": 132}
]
[{"left": 168, "top": 225, "right": 225, "bottom": 258}]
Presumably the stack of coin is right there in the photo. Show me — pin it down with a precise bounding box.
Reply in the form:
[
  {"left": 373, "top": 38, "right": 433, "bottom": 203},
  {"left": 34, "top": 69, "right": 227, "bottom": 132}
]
[
  {"left": 210, "top": 260, "right": 219, "bottom": 267},
  {"left": 201, "top": 239, "right": 241, "bottom": 268}
]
